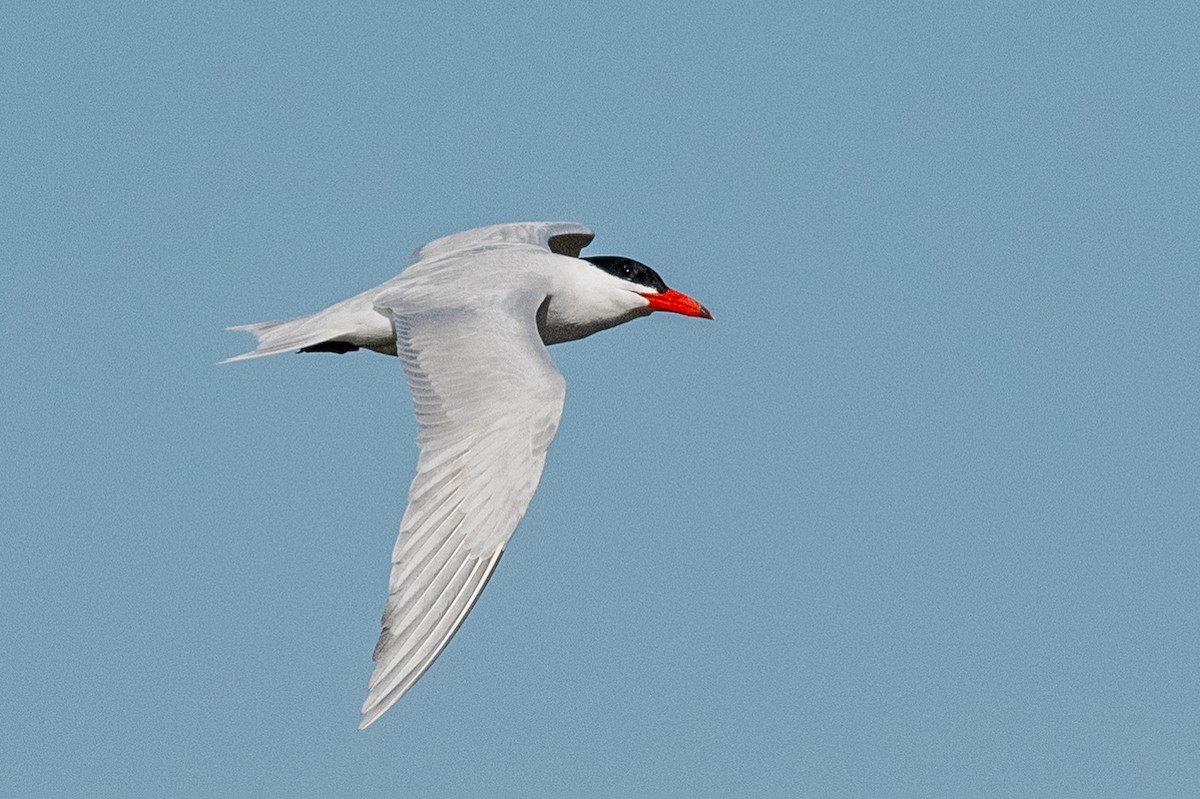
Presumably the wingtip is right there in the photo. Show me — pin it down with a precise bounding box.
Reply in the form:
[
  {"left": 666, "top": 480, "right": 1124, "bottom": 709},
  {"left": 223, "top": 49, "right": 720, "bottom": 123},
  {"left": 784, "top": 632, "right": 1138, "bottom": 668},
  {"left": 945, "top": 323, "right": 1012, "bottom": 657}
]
[{"left": 358, "top": 700, "right": 389, "bottom": 730}]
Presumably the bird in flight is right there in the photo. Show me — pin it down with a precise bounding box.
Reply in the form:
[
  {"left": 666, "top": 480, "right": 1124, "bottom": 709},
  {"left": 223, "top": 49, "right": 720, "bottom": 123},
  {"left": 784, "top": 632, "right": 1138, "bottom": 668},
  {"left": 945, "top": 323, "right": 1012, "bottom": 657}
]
[{"left": 225, "top": 222, "right": 712, "bottom": 728}]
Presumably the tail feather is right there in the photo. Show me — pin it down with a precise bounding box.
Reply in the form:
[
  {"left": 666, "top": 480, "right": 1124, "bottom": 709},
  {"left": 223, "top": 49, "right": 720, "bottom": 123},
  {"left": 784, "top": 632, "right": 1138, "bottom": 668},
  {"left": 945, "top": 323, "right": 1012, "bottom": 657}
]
[{"left": 221, "top": 314, "right": 354, "bottom": 364}]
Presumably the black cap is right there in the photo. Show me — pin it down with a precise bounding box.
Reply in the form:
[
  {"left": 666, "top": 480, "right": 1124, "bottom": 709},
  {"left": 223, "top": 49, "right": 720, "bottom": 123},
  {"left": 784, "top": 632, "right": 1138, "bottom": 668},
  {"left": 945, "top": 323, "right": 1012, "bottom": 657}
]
[{"left": 581, "top": 255, "right": 669, "bottom": 293}]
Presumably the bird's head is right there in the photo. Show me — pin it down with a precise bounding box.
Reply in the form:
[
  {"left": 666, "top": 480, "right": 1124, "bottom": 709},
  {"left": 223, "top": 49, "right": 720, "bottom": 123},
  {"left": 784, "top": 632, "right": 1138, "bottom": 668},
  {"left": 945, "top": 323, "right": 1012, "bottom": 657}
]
[
  {"left": 581, "top": 255, "right": 713, "bottom": 320},
  {"left": 538, "top": 253, "right": 712, "bottom": 345}
]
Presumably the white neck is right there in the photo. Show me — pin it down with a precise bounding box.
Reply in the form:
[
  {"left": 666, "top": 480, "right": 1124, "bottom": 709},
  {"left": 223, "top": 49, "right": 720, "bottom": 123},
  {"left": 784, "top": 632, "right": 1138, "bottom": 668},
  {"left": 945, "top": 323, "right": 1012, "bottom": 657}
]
[{"left": 537, "top": 258, "right": 652, "bottom": 345}]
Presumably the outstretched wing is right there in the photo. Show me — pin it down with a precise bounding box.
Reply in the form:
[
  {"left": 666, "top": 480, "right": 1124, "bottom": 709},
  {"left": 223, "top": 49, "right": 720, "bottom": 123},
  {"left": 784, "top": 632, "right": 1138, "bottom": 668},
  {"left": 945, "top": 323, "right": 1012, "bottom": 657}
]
[
  {"left": 360, "top": 291, "right": 566, "bottom": 728},
  {"left": 404, "top": 221, "right": 594, "bottom": 265}
]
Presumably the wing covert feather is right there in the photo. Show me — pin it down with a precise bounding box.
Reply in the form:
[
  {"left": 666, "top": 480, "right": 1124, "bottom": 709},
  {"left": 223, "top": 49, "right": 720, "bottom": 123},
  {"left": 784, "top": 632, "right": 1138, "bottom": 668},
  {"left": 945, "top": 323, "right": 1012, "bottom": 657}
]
[{"left": 405, "top": 221, "right": 593, "bottom": 265}]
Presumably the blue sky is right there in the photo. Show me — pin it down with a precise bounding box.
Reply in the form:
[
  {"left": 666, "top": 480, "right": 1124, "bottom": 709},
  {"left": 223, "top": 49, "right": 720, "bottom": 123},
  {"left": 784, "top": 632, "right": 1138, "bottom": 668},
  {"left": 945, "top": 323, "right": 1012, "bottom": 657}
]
[{"left": 4, "top": 2, "right": 1198, "bottom": 796}]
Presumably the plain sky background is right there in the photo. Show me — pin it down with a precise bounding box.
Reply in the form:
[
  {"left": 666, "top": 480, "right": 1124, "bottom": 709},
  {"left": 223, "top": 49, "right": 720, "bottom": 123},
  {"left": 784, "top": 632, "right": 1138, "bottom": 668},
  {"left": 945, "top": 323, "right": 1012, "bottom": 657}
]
[{"left": 4, "top": 2, "right": 1198, "bottom": 796}]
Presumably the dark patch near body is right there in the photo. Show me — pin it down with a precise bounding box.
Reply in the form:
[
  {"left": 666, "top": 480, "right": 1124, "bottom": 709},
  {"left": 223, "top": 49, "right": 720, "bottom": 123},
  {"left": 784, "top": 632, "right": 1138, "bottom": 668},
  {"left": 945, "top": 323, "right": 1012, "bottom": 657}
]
[
  {"left": 299, "top": 341, "right": 360, "bottom": 355},
  {"left": 582, "top": 255, "right": 669, "bottom": 293}
]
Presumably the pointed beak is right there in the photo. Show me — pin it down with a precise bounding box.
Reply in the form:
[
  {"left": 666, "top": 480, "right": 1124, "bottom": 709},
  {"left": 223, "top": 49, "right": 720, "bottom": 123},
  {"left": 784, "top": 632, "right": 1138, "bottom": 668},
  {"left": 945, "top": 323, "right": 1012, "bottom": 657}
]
[{"left": 641, "top": 288, "right": 713, "bottom": 320}]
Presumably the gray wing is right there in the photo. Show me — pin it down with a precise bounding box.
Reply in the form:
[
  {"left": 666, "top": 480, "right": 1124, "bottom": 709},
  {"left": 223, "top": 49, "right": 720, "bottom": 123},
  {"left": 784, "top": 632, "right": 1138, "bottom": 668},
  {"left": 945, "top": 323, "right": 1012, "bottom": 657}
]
[
  {"left": 360, "top": 293, "right": 566, "bottom": 728},
  {"left": 405, "top": 221, "right": 594, "bottom": 265}
]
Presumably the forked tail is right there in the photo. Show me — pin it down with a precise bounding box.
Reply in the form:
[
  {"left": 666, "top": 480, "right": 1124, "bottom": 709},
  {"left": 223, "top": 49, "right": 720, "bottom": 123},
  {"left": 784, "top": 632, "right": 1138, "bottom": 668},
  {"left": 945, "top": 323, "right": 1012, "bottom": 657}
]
[{"left": 221, "top": 314, "right": 356, "bottom": 363}]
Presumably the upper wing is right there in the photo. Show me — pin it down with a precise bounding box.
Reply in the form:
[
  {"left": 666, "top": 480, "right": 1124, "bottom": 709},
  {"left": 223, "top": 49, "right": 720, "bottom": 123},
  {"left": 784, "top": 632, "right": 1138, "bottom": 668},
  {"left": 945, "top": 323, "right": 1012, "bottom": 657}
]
[
  {"left": 360, "top": 293, "right": 567, "bottom": 728},
  {"left": 405, "top": 221, "right": 594, "bottom": 265}
]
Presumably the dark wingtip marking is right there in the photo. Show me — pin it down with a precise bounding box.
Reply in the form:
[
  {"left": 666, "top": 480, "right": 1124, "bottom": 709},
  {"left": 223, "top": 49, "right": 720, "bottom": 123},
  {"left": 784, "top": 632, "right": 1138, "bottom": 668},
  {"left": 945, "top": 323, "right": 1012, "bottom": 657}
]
[{"left": 548, "top": 232, "right": 594, "bottom": 258}]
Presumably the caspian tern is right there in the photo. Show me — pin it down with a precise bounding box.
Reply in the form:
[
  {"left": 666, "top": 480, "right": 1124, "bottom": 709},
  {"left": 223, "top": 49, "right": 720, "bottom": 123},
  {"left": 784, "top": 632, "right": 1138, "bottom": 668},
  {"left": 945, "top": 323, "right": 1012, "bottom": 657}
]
[{"left": 224, "top": 221, "right": 711, "bottom": 728}]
